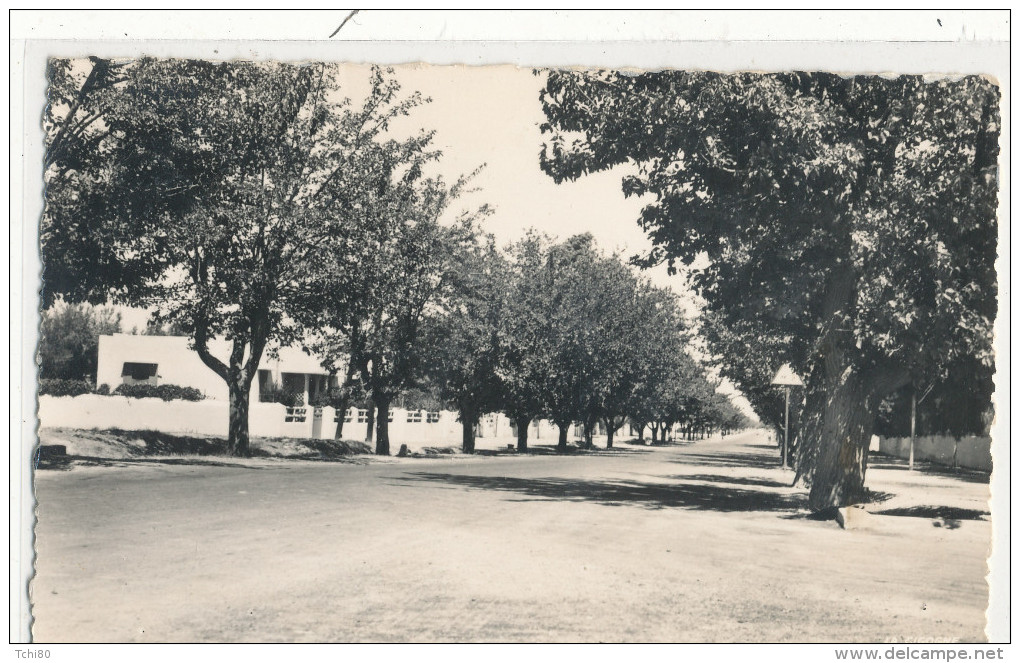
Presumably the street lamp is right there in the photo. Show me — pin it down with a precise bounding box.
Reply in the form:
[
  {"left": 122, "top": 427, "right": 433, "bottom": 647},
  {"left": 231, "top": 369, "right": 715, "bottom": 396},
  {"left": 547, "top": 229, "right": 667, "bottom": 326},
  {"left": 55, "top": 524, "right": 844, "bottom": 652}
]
[{"left": 771, "top": 364, "right": 804, "bottom": 469}]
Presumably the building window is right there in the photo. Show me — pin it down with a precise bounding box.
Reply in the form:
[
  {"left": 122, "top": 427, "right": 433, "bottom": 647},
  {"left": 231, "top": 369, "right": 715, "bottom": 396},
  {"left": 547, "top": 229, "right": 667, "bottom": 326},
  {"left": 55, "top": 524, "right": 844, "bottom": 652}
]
[
  {"left": 388, "top": 410, "right": 394, "bottom": 423},
  {"left": 258, "top": 370, "right": 275, "bottom": 402},
  {"left": 407, "top": 410, "right": 423, "bottom": 423},
  {"left": 121, "top": 362, "right": 158, "bottom": 385},
  {"left": 426, "top": 411, "right": 440, "bottom": 424},
  {"left": 356, "top": 409, "right": 368, "bottom": 424},
  {"left": 344, "top": 409, "right": 353, "bottom": 423}
]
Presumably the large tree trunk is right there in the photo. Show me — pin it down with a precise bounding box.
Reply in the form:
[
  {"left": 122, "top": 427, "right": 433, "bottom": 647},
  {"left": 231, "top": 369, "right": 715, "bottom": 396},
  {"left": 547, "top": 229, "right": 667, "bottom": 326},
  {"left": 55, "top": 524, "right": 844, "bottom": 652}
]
[
  {"left": 800, "top": 364, "right": 908, "bottom": 511},
  {"left": 192, "top": 324, "right": 265, "bottom": 458},
  {"left": 227, "top": 377, "right": 251, "bottom": 457},
  {"left": 461, "top": 410, "right": 477, "bottom": 454},
  {"left": 557, "top": 423, "right": 569, "bottom": 451},
  {"left": 636, "top": 422, "right": 645, "bottom": 444},
  {"left": 604, "top": 418, "right": 615, "bottom": 449},
  {"left": 515, "top": 415, "right": 531, "bottom": 452},
  {"left": 795, "top": 263, "right": 910, "bottom": 511},
  {"left": 801, "top": 370, "right": 875, "bottom": 510},
  {"left": 374, "top": 395, "right": 391, "bottom": 456},
  {"left": 650, "top": 424, "right": 659, "bottom": 444}
]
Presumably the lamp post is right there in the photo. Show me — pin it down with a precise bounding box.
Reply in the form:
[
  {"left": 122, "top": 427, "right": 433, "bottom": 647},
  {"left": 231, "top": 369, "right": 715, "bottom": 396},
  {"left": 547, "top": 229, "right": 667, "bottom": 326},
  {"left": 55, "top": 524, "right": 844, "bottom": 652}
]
[{"left": 771, "top": 364, "right": 804, "bottom": 469}]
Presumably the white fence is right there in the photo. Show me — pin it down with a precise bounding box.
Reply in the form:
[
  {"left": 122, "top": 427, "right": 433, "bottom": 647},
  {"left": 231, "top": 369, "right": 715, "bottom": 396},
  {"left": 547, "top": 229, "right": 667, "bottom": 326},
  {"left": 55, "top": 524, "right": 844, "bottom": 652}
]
[
  {"left": 36, "top": 394, "right": 513, "bottom": 447},
  {"left": 878, "top": 435, "right": 992, "bottom": 472}
]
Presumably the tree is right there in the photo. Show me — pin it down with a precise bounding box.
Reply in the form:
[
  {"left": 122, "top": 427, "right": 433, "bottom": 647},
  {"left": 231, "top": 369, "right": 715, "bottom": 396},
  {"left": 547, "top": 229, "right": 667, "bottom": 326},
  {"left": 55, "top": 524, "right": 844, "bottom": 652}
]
[
  {"left": 42, "top": 57, "right": 153, "bottom": 307},
  {"left": 623, "top": 283, "right": 692, "bottom": 444},
  {"left": 541, "top": 235, "right": 644, "bottom": 450},
  {"left": 494, "top": 233, "right": 557, "bottom": 452},
  {"left": 423, "top": 237, "right": 506, "bottom": 453},
  {"left": 37, "top": 302, "right": 122, "bottom": 382},
  {"left": 306, "top": 147, "right": 486, "bottom": 455},
  {"left": 700, "top": 313, "right": 803, "bottom": 446},
  {"left": 540, "top": 71, "right": 999, "bottom": 510},
  {"left": 44, "top": 59, "right": 436, "bottom": 456},
  {"left": 354, "top": 216, "right": 481, "bottom": 456},
  {"left": 874, "top": 353, "right": 994, "bottom": 439},
  {"left": 541, "top": 234, "right": 601, "bottom": 450}
]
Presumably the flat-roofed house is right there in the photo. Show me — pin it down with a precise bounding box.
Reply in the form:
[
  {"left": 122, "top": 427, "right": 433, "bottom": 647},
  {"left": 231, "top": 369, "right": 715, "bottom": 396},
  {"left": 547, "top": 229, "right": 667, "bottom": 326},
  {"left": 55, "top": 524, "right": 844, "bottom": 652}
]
[{"left": 96, "top": 334, "right": 332, "bottom": 405}]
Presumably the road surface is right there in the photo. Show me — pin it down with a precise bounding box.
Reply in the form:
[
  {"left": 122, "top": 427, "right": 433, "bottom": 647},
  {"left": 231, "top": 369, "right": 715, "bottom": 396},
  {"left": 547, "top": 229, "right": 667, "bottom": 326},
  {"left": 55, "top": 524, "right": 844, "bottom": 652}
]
[{"left": 31, "top": 430, "right": 991, "bottom": 642}]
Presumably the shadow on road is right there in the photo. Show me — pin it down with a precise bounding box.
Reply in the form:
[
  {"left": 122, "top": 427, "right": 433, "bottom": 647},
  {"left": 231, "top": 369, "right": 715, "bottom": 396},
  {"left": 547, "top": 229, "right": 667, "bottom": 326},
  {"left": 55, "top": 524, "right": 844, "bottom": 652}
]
[
  {"left": 871, "top": 505, "right": 989, "bottom": 521},
  {"left": 670, "top": 451, "right": 784, "bottom": 470},
  {"left": 672, "top": 473, "right": 791, "bottom": 489},
  {"left": 41, "top": 455, "right": 270, "bottom": 470},
  {"left": 396, "top": 472, "right": 806, "bottom": 513}
]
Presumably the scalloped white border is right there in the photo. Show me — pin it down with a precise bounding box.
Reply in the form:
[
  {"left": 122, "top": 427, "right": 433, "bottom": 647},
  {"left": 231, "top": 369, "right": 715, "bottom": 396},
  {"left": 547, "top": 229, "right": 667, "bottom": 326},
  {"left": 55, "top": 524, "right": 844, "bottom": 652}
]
[{"left": 9, "top": 9, "right": 1011, "bottom": 654}]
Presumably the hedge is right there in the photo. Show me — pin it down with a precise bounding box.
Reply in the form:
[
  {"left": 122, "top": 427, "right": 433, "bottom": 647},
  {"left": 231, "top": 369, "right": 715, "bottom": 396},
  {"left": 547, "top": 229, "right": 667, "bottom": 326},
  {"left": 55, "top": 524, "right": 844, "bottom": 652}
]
[
  {"left": 38, "top": 378, "right": 94, "bottom": 397},
  {"left": 113, "top": 383, "right": 205, "bottom": 401},
  {"left": 39, "top": 380, "right": 205, "bottom": 401}
]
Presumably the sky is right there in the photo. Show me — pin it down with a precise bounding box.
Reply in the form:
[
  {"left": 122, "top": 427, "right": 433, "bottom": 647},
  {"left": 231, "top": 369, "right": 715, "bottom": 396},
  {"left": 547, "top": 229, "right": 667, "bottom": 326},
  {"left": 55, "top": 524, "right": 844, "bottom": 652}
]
[{"left": 349, "top": 64, "right": 667, "bottom": 276}]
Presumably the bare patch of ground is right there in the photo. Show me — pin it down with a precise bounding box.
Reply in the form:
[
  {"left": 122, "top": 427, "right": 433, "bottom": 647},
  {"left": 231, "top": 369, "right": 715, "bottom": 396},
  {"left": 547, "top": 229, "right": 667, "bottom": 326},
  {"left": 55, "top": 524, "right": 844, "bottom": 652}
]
[{"left": 36, "top": 427, "right": 372, "bottom": 469}]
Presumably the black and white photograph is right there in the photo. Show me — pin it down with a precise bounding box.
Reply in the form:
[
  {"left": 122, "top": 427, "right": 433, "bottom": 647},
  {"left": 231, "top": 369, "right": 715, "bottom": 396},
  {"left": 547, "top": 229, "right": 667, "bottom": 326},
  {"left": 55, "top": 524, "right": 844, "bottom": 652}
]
[{"left": 10, "top": 9, "right": 1010, "bottom": 656}]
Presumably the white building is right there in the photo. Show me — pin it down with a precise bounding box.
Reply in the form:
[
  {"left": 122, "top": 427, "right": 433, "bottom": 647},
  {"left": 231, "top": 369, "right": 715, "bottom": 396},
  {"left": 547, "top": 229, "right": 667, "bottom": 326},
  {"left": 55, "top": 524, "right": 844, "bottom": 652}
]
[
  {"left": 56, "top": 334, "right": 583, "bottom": 447},
  {"left": 96, "top": 334, "right": 331, "bottom": 405}
]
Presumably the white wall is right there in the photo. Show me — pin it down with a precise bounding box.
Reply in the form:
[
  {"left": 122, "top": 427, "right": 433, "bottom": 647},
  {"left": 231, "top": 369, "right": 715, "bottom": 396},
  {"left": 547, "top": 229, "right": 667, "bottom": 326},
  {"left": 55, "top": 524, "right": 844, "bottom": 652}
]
[
  {"left": 38, "top": 394, "right": 598, "bottom": 451},
  {"left": 37, "top": 395, "right": 511, "bottom": 448},
  {"left": 40, "top": 394, "right": 233, "bottom": 436},
  {"left": 878, "top": 435, "right": 992, "bottom": 472}
]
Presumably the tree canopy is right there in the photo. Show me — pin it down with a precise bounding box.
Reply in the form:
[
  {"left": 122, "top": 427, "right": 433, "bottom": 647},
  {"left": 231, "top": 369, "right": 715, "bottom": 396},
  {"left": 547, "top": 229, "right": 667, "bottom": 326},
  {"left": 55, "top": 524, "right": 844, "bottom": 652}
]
[
  {"left": 540, "top": 70, "right": 999, "bottom": 509},
  {"left": 37, "top": 303, "right": 122, "bottom": 382},
  {"left": 43, "top": 58, "right": 461, "bottom": 455}
]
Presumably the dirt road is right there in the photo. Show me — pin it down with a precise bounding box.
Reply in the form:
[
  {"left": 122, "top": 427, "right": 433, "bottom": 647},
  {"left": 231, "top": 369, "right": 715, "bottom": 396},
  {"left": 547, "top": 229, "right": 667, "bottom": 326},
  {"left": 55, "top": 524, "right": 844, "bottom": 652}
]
[{"left": 31, "top": 430, "right": 991, "bottom": 642}]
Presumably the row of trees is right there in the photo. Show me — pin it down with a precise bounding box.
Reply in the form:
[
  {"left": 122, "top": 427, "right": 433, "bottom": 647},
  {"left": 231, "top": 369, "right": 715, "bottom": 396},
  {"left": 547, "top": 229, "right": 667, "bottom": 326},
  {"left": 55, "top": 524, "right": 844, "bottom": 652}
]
[
  {"left": 421, "top": 231, "right": 749, "bottom": 454},
  {"left": 44, "top": 58, "right": 482, "bottom": 455},
  {"left": 43, "top": 57, "right": 745, "bottom": 458},
  {"left": 539, "top": 69, "right": 999, "bottom": 510}
]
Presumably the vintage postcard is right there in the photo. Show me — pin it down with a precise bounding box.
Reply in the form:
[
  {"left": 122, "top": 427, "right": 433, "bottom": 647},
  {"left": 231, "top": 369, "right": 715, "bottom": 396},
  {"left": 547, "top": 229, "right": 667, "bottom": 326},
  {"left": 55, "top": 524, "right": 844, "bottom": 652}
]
[{"left": 11, "top": 9, "right": 1010, "bottom": 656}]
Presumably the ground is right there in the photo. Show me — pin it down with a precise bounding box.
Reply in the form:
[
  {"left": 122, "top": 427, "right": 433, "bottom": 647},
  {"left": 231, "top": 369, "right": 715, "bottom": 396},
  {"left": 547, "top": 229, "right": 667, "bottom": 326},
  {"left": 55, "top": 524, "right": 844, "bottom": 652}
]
[{"left": 30, "top": 429, "right": 991, "bottom": 643}]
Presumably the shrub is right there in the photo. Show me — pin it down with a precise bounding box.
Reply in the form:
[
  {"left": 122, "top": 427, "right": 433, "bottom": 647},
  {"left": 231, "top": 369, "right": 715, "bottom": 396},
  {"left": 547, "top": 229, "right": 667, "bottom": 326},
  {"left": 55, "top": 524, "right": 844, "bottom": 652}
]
[
  {"left": 259, "top": 383, "right": 303, "bottom": 407},
  {"left": 112, "top": 383, "right": 204, "bottom": 401},
  {"left": 308, "top": 387, "right": 351, "bottom": 409},
  {"left": 95, "top": 383, "right": 111, "bottom": 395},
  {"left": 38, "top": 378, "right": 94, "bottom": 397}
]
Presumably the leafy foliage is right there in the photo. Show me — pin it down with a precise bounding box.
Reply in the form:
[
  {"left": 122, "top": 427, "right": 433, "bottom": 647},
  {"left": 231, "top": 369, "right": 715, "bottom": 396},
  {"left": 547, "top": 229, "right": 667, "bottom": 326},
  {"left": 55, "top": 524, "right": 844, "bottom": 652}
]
[
  {"left": 302, "top": 147, "right": 488, "bottom": 453},
  {"left": 540, "top": 70, "right": 999, "bottom": 507},
  {"left": 112, "top": 383, "right": 205, "bottom": 401},
  {"left": 491, "top": 232, "right": 558, "bottom": 447},
  {"left": 420, "top": 235, "right": 506, "bottom": 450},
  {"left": 37, "top": 302, "right": 122, "bottom": 381},
  {"left": 38, "top": 378, "right": 95, "bottom": 397},
  {"left": 43, "top": 59, "right": 454, "bottom": 455}
]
